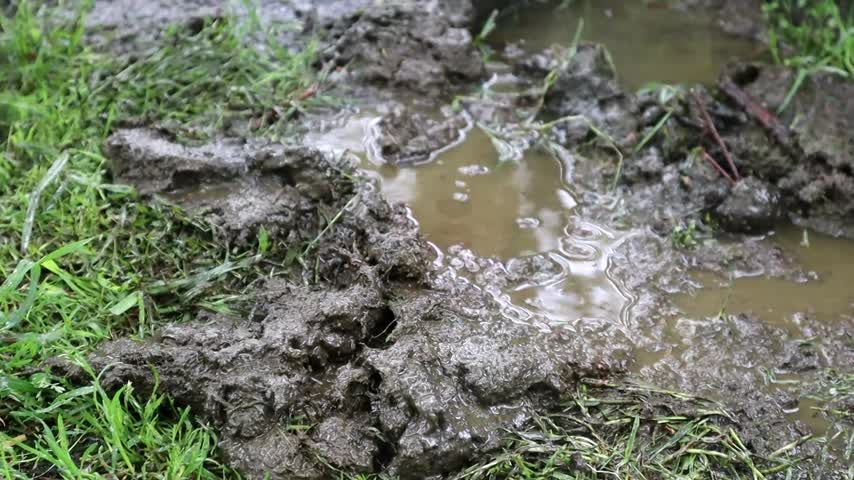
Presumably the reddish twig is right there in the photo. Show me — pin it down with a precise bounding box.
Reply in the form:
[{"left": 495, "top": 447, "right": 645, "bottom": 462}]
[
  {"left": 702, "top": 150, "right": 736, "bottom": 184},
  {"left": 691, "top": 90, "right": 741, "bottom": 181},
  {"left": 297, "top": 85, "right": 318, "bottom": 102},
  {"left": 719, "top": 78, "right": 800, "bottom": 157}
]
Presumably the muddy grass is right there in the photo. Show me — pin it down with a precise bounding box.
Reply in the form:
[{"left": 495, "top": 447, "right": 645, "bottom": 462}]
[{"left": 3, "top": 0, "right": 853, "bottom": 479}]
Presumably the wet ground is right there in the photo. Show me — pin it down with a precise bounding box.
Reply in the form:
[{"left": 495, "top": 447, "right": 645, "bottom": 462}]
[
  {"left": 63, "top": 0, "right": 854, "bottom": 477},
  {"left": 307, "top": 0, "right": 854, "bottom": 466}
]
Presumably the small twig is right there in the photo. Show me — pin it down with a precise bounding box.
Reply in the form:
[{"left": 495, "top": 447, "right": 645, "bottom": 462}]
[
  {"left": 296, "top": 84, "right": 318, "bottom": 101},
  {"left": 702, "top": 150, "right": 736, "bottom": 184},
  {"left": 691, "top": 90, "right": 740, "bottom": 181}
]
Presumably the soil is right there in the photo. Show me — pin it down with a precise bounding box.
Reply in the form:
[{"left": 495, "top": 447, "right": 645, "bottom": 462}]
[
  {"left": 365, "top": 106, "right": 471, "bottom": 166},
  {"left": 509, "top": 45, "right": 854, "bottom": 240},
  {"left": 671, "top": 0, "right": 766, "bottom": 39},
  {"left": 51, "top": 0, "right": 854, "bottom": 478},
  {"left": 94, "top": 126, "right": 630, "bottom": 479},
  {"left": 321, "top": 5, "right": 485, "bottom": 99}
]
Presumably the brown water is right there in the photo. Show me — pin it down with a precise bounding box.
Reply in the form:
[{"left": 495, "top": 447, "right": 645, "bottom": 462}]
[
  {"left": 307, "top": 117, "right": 631, "bottom": 327},
  {"left": 672, "top": 229, "right": 854, "bottom": 437},
  {"left": 675, "top": 229, "right": 854, "bottom": 330},
  {"left": 491, "top": 0, "right": 763, "bottom": 89}
]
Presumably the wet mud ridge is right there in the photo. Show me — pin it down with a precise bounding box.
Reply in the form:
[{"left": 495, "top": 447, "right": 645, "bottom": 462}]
[
  {"left": 90, "top": 127, "right": 631, "bottom": 479},
  {"left": 54, "top": 0, "right": 854, "bottom": 478}
]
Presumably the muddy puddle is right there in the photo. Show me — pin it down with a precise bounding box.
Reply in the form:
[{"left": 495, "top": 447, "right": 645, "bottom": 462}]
[
  {"left": 676, "top": 228, "right": 854, "bottom": 331},
  {"left": 654, "top": 228, "right": 854, "bottom": 435},
  {"left": 491, "top": 0, "right": 764, "bottom": 89},
  {"left": 303, "top": 0, "right": 854, "bottom": 448},
  {"left": 307, "top": 113, "right": 633, "bottom": 329}
]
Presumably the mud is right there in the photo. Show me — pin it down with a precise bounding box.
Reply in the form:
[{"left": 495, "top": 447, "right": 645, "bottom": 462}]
[
  {"left": 92, "top": 126, "right": 633, "bottom": 478},
  {"left": 105, "top": 127, "right": 430, "bottom": 282},
  {"left": 321, "top": 5, "right": 485, "bottom": 99},
  {"left": 733, "top": 64, "right": 854, "bottom": 238},
  {"left": 365, "top": 106, "right": 470, "bottom": 165},
  {"left": 62, "top": 0, "right": 854, "bottom": 478},
  {"left": 537, "top": 57, "right": 854, "bottom": 239},
  {"left": 670, "top": 0, "right": 766, "bottom": 39},
  {"left": 513, "top": 43, "right": 639, "bottom": 145}
]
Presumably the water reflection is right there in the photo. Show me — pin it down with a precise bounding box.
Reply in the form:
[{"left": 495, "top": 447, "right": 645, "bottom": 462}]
[{"left": 377, "top": 129, "right": 572, "bottom": 259}]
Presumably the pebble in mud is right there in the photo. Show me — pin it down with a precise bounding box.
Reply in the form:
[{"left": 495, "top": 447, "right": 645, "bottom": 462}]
[{"left": 714, "top": 176, "right": 783, "bottom": 234}]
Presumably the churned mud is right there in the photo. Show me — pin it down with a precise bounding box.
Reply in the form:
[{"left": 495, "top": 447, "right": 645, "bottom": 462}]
[
  {"left": 53, "top": 0, "right": 854, "bottom": 477},
  {"left": 92, "top": 127, "right": 631, "bottom": 479}
]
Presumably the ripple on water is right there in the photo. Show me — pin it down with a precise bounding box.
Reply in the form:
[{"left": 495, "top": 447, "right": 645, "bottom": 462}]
[{"left": 305, "top": 113, "right": 633, "bottom": 334}]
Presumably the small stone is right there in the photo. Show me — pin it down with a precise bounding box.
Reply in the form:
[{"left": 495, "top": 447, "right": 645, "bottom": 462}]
[{"left": 714, "top": 176, "right": 783, "bottom": 233}]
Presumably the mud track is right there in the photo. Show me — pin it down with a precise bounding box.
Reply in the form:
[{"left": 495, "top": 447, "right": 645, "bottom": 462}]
[{"left": 56, "top": 0, "right": 854, "bottom": 477}]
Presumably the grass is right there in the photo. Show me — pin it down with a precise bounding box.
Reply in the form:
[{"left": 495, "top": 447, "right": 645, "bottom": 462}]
[
  {"left": 455, "top": 380, "right": 804, "bottom": 480},
  {"left": 339, "top": 380, "right": 816, "bottom": 480},
  {"left": 671, "top": 220, "right": 699, "bottom": 249},
  {"left": 763, "top": 0, "right": 854, "bottom": 111},
  {"left": 0, "top": 1, "right": 325, "bottom": 477}
]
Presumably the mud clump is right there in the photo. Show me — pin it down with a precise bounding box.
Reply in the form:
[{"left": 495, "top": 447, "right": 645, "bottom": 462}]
[
  {"left": 572, "top": 59, "right": 854, "bottom": 238},
  {"left": 87, "top": 279, "right": 631, "bottom": 479},
  {"left": 105, "top": 128, "right": 430, "bottom": 282},
  {"left": 322, "top": 5, "right": 485, "bottom": 97},
  {"left": 731, "top": 64, "right": 854, "bottom": 237},
  {"left": 713, "top": 176, "right": 783, "bottom": 233},
  {"left": 366, "top": 107, "right": 470, "bottom": 165},
  {"left": 512, "top": 43, "right": 638, "bottom": 145}
]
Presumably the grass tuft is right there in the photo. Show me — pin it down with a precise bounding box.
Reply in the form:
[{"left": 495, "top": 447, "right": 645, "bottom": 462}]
[
  {"left": 763, "top": 0, "right": 853, "bottom": 111},
  {"left": 455, "top": 381, "right": 800, "bottom": 480},
  {"left": 1, "top": 1, "right": 322, "bottom": 477}
]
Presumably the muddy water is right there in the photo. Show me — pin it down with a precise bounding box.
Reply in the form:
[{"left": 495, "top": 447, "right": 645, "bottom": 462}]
[
  {"left": 675, "top": 228, "right": 854, "bottom": 330},
  {"left": 302, "top": 0, "right": 854, "bottom": 450},
  {"left": 307, "top": 116, "right": 631, "bottom": 327},
  {"left": 376, "top": 130, "right": 634, "bottom": 327},
  {"left": 491, "top": 0, "right": 763, "bottom": 89},
  {"left": 672, "top": 228, "right": 854, "bottom": 435}
]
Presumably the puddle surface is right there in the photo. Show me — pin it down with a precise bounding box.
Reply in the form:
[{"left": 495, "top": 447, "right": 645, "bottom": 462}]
[
  {"left": 308, "top": 116, "right": 631, "bottom": 330},
  {"left": 491, "top": 0, "right": 763, "bottom": 89},
  {"left": 675, "top": 228, "right": 854, "bottom": 329}
]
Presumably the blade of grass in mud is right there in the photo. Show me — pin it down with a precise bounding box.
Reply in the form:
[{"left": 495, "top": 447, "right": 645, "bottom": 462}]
[{"left": 764, "top": 0, "right": 853, "bottom": 107}]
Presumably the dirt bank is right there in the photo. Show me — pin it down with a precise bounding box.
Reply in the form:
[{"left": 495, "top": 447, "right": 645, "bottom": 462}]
[{"left": 486, "top": 37, "right": 854, "bottom": 240}]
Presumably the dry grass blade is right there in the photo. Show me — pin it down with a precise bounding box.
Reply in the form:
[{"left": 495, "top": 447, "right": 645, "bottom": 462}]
[{"left": 21, "top": 152, "right": 69, "bottom": 254}]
